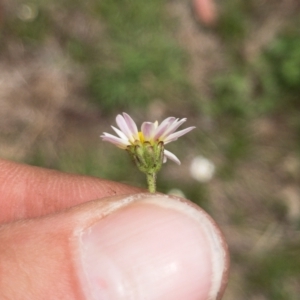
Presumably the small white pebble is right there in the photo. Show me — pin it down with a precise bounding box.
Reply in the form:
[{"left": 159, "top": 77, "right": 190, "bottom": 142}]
[
  {"left": 17, "top": 4, "right": 38, "bottom": 22},
  {"left": 189, "top": 156, "right": 215, "bottom": 183},
  {"left": 168, "top": 188, "right": 186, "bottom": 198}
]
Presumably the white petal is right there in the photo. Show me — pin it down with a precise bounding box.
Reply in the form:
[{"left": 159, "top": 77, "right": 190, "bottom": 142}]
[
  {"left": 111, "top": 126, "right": 129, "bottom": 140},
  {"left": 164, "top": 126, "right": 196, "bottom": 144},
  {"left": 154, "top": 117, "right": 176, "bottom": 140},
  {"left": 116, "top": 114, "right": 135, "bottom": 143},
  {"left": 100, "top": 133, "right": 129, "bottom": 149},
  {"left": 164, "top": 149, "right": 181, "bottom": 165},
  {"left": 123, "top": 113, "right": 139, "bottom": 140},
  {"left": 141, "top": 122, "right": 155, "bottom": 140},
  {"left": 160, "top": 118, "right": 187, "bottom": 140}
]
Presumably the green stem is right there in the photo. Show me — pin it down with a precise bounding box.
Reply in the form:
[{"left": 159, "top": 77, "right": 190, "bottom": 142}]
[{"left": 146, "top": 172, "right": 156, "bottom": 193}]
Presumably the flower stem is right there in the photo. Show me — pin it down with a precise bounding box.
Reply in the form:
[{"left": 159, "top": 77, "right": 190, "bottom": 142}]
[{"left": 146, "top": 172, "right": 156, "bottom": 193}]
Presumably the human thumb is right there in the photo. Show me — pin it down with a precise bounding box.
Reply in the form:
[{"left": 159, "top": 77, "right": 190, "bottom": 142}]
[{"left": 0, "top": 193, "right": 229, "bottom": 300}]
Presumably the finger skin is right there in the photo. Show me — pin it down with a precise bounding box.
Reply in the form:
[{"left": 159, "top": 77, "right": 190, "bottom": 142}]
[
  {"left": 0, "top": 159, "right": 142, "bottom": 223},
  {"left": 0, "top": 194, "right": 229, "bottom": 300},
  {"left": 0, "top": 159, "right": 229, "bottom": 299},
  {"left": 0, "top": 215, "right": 83, "bottom": 300}
]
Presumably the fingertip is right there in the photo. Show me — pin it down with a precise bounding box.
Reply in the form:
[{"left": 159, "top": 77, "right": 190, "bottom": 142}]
[
  {"left": 0, "top": 191, "right": 229, "bottom": 299},
  {"left": 75, "top": 193, "right": 229, "bottom": 300}
]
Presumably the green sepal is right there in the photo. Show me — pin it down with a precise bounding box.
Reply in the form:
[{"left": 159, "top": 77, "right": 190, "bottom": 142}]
[{"left": 126, "top": 141, "right": 164, "bottom": 175}]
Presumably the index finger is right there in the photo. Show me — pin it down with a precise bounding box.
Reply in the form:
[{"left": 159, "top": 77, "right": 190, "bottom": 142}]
[{"left": 0, "top": 159, "right": 143, "bottom": 223}]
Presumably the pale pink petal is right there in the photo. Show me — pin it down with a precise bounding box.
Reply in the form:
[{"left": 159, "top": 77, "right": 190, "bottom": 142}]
[
  {"left": 159, "top": 118, "right": 187, "bottom": 140},
  {"left": 141, "top": 122, "right": 156, "bottom": 140},
  {"left": 156, "top": 116, "right": 175, "bottom": 131},
  {"left": 111, "top": 126, "right": 129, "bottom": 140},
  {"left": 164, "top": 126, "right": 196, "bottom": 144},
  {"left": 153, "top": 117, "right": 176, "bottom": 140},
  {"left": 100, "top": 133, "right": 129, "bottom": 149},
  {"left": 164, "top": 149, "right": 181, "bottom": 165},
  {"left": 123, "top": 113, "right": 139, "bottom": 140},
  {"left": 116, "top": 114, "right": 135, "bottom": 143}
]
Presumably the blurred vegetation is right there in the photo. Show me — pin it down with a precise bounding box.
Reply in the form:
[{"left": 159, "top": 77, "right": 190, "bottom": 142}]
[
  {"left": 1, "top": 0, "right": 300, "bottom": 299},
  {"left": 87, "top": 0, "right": 191, "bottom": 112}
]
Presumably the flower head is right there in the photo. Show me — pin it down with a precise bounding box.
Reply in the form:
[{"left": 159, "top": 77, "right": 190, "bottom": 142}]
[
  {"left": 101, "top": 112, "right": 195, "bottom": 193},
  {"left": 101, "top": 112, "right": 195, "bottom": 165}
]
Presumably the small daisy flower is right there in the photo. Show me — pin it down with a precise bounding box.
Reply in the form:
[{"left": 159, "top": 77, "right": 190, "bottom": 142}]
[{"left": 101, "top": 112, "right": 195, "bottom": 192}]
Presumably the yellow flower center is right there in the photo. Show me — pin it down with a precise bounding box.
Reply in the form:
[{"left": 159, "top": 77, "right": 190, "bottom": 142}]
[{"left": 138, "top": 131, "right": 145, "bottom": 143}]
